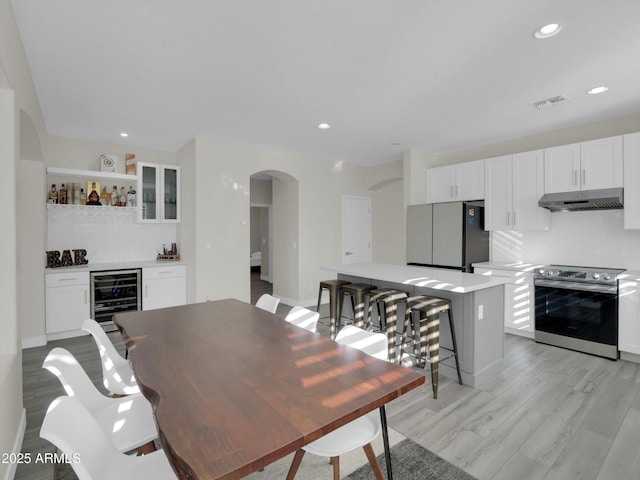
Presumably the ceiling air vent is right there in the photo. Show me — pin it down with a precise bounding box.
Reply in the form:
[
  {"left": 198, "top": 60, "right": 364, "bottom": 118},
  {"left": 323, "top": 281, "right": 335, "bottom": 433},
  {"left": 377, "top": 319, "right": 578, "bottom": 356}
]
[{"left": 530, "top": 94, "right": 572, "bottom": 109}]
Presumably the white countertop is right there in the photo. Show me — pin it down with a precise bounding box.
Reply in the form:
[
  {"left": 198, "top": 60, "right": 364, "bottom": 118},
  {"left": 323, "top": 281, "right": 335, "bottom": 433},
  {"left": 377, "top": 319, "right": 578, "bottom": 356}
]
[
  {"left": 45, "top": 260, "right": 186, "bottom": 274},
  {"left": 473, "top": 261, "right": 545, "bottom": 273},
  {"left": 323, "top": 262, "right": 508, "bottom": 293}
]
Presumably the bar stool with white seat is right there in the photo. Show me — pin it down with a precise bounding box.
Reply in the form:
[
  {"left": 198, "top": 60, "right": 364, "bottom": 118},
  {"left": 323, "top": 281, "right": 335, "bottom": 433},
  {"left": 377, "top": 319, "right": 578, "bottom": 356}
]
[
  {"left": 316, "top": 279, "right": 351, "bottom": 339},
  {"left": 82, "top": 319, "right": 140, "bottom": 396},
  {"left": 400, "top": 295, "right": 463, "bottom": 399}
]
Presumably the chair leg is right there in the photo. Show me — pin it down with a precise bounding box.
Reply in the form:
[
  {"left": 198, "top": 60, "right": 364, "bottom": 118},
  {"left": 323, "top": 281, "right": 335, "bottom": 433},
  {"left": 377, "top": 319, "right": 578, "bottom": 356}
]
[
  {"left": 135, "top": 440, "right": 157, "bottom": 455},
  {"left": 317, "top": 286, "right": 323, "bottom": 315},
  {"left": 447, "top": 308, "right": 463, "bottom": 385},
  {"left": 363, "top": 443, "right": 385, "bottom": 480},
  {"left": 425, "top": 315, "right": 440, "bottom": 399},
  {"left": 286, "top": 450, "right": 306, "bottom": 480},
  {"left": 331, "top": 456, "right": 340, "bottom": 480}
]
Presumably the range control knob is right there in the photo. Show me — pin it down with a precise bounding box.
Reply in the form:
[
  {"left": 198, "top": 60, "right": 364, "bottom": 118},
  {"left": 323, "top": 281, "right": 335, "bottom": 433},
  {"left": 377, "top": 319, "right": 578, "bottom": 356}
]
[
  {"left": 592, "top": 272, "right": 600, "bottom": 280},
  {"left": 537, "top": 268, "right": 545, "bottom": 275},
  {"left": 603, "top": 273, "right": 612, "bottom": 281}
]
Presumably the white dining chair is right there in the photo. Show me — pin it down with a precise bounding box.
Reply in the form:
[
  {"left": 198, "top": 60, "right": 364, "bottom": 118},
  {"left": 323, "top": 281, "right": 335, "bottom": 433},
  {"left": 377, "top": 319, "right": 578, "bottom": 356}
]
[
  {"left": 81, "top": 318, "right": 140, "bottom": 396},
  {"left": 285, "top": 325, "right": 388, "bottom": 480},
  {"left": 41, "top": 396, "right": 178, "bottom": 480},
  {"left": 255, "top": 293, "right": 280, "bottom": 314},
  {"left": 285, "top": 306, "right": 320, "bottom": 333},
  {"left": 42, "top": 347, "right": 158, "bottom": 453}
]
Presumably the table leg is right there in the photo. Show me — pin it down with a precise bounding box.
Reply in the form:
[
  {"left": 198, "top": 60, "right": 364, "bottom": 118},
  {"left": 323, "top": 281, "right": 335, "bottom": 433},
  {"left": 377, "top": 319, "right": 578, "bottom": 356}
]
[{"left": 379, "top": 405, "right": 393, "bottom": 480}]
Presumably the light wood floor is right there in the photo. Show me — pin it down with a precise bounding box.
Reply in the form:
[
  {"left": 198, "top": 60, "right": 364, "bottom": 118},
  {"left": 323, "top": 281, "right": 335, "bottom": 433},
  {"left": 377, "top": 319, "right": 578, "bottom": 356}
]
[{"left": 16, "top": 299, "right": 640, "bottom": 480}]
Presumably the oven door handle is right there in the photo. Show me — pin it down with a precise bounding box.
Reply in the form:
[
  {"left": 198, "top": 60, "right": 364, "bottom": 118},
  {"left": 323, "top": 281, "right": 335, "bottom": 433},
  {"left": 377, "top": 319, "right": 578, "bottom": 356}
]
[{"left": 534, "top": 278, "right": 617, "bottom": 294}]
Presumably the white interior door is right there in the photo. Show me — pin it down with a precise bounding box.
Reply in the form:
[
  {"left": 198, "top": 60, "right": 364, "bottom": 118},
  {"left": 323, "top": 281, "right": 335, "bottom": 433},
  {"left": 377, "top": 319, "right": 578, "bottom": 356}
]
[{"left": 342, "top": 196, "right": 372, "bottom": 264}]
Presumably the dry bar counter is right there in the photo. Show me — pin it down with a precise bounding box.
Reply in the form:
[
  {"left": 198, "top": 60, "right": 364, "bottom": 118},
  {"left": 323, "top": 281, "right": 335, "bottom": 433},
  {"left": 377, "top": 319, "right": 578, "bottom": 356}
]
[{"left": 323, "top": 262, "right": 508, "bottom": 387}]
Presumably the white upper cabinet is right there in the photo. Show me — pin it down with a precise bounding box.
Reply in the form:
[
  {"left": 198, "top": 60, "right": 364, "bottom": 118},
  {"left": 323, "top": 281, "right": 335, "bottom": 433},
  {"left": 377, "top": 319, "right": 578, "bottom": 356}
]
[
  {"left": 426, "top": 159, "right": 484, "bottom": 203},
  {"left": 137, "top": 163, "right": 181, "bottom": 223},
  {"left": 484, "top": 150, "right": 549, "bottom": 231},
  {"left": 544, "top": 136, "right": 623, "bottom": 193},
  {"left": 624, "top": 132, "right": 640, "bottom": 229}
]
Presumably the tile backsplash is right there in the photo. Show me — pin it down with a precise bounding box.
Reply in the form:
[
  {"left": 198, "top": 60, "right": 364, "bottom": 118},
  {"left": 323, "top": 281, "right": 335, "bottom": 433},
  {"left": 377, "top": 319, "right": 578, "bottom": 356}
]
[{"left": 47, "top": 206, "right": 177, "bottom": 264}]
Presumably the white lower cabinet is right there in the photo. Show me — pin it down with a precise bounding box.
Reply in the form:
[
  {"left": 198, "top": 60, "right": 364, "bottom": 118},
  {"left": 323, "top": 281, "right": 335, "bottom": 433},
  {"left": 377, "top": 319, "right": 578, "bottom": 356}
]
[
  {"left": 474, "top": 267, "right": 534, "bottom": 338},
  {"left": 45, "top": 271, "right": 90, "bottom": 336},
  {"left": 142, "top": 265, "right": 187, "bottom": 311}
]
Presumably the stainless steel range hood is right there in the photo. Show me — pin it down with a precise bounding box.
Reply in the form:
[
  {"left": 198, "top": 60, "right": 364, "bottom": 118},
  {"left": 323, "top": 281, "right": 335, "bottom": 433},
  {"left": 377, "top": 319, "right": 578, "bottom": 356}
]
[{"left": 538, "top": 188, "right": 624, "bottom": 212}]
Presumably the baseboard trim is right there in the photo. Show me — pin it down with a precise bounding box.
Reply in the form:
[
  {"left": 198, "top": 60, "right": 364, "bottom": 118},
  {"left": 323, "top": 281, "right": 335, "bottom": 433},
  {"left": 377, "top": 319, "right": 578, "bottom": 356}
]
[
  {"left": 21, "top": 335, "right": 47, "bottom": 349},
  {"left": 273, "top": 295, "right": 317, "bottom": 309},
  {"left": 504, "top": 327, "right": 534, "bottom": 339},
  {"left": 4, "top": 408, "right": 26, "bottom": 480}
]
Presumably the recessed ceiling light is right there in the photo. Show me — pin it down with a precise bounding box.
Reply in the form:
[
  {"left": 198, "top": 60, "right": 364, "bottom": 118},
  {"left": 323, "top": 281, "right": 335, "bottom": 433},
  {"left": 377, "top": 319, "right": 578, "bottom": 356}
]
[
  {"left": 120, "top": 132, "right": 129, "bottom": 137},
  {"left": 318, "top": 123, "right": 331, "bottom": 129},
  {"left": 587, "top": 86, "right": 609, "bottom": 95},
  {"left": 534, "top": 23, "right": 562, "bottom": 39}
]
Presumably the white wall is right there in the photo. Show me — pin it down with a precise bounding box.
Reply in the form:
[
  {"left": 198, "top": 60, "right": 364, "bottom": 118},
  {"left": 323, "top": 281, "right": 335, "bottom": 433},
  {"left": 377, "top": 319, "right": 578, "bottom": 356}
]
[
  {"left": 183, "top": 137, "right": 405, "bottom": 307},
  {"left": 0, "top": 1, "right": 49, "bottom": 477},
  {"left": 493, "top": 210, "right": 640, "bottom": 270}
]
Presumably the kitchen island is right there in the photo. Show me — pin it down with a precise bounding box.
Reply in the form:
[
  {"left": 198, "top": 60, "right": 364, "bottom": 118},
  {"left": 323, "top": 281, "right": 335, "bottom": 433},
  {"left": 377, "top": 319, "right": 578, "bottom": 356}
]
[{"left": 323, "top": 262, "right": 508, "bottom": 387}]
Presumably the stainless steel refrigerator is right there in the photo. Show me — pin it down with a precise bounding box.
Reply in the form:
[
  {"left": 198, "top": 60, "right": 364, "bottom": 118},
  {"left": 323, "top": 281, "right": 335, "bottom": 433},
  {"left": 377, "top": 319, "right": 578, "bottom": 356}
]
[{"left": 406, "top": 201, "right": 489, "bottom": 273}]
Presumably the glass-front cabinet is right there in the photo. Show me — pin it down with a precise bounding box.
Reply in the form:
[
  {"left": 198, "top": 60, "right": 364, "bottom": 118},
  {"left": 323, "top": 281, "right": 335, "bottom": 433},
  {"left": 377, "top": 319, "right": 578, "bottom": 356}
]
[{"left": 137, "top": 162, "right": 181, "bottom": 223}]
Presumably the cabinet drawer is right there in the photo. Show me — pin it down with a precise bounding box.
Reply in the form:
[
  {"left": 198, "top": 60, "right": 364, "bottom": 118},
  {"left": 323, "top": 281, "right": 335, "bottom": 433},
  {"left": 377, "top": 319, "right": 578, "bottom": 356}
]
[
  {"left": 143, "top": 265, "right": 186, "bottom": 280},
  {"left": 46, "top": 271, "right": 89, "bottom": 288}
]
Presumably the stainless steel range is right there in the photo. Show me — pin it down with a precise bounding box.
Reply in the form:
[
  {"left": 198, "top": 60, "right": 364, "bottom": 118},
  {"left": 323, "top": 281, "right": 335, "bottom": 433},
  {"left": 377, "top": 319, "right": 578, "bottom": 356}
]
[{"left": 534, "top": 265, "right": 625, "bottom": 360}]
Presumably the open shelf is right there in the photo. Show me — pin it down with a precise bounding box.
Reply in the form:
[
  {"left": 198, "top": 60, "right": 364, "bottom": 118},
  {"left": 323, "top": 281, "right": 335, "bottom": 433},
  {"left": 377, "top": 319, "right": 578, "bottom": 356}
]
[{"left": 47, "top": 166, "right": 137, "bottom": 182}]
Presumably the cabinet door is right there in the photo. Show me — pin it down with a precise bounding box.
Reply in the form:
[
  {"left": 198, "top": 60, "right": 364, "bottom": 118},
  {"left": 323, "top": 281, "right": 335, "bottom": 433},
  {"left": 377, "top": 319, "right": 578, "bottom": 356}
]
[
  {"left": 137, "top": 162, "right": 160, "bottom": 222},
  {"left": 426, "top": 165, "right": 456, "bottom": 203},
  {"left": 456, "top": 159, "right": 485, "bottom": 201},
  {"left": 484, "top": 155, "right": 512, "bottom": 231},
  {"left": 504, "top": 275, "right": 534, "bottom": 336},
  {"left": 46, "top": 274, "right": 90, "bottom": 334},
  {"left": 161, "top": 165, "right": 181, "bottom": 223},
  {"left": 619, "top": 276, "right": 640, "bottom": 354},
  {"left": 544, "top": 143, "right": 581, "bottom": 193},
  {"left": 624, "top": 133, "right": 640, "bottom": 229},
  {"left": 142, "top": 266, "right": 187, "bottom": 311},
  {"left": 580, "top": 136, "right": 623, "bottom": 190},
  {"left": 143, "top": 277, "right": 187, "bottom": 310},
  {"left": 512, "top": 150, "right": 549, "bottom": 231}
]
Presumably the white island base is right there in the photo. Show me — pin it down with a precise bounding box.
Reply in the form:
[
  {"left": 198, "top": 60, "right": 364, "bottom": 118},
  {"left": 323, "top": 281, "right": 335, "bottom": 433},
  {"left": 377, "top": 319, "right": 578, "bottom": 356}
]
[{"left": 323, "top": 263, "right": 507, "bottom": 388}]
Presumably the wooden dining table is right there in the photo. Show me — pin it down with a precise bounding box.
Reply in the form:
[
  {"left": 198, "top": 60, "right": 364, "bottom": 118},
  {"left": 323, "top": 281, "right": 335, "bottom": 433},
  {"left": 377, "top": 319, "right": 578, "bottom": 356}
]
[{"left": 114, "top": 299, "right": 425, "bottom": 480}]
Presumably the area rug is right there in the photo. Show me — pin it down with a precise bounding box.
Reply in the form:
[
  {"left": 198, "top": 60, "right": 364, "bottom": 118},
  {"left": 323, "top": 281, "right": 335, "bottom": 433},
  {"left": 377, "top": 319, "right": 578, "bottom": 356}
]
[
  {"left": 54, "top": 428, "right": 476, "bottom": 479},
  {"left": 346, "top": 439, "right": 477, "bottom": 480}
]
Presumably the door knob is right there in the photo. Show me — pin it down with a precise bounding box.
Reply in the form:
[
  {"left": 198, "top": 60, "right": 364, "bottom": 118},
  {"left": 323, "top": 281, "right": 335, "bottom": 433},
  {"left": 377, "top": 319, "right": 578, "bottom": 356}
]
[{"left": 345, "top": 252, "right": 354, "bottom": 256}]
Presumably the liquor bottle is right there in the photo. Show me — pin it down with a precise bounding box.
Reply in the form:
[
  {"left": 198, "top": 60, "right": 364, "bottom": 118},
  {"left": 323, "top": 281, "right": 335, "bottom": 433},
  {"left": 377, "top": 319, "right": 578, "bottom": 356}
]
[
  {"left": 48, "top": 184, "right": 58, "bottom": 204},
  {"left": 119, "top": 187, "right": 127, "bottom": 206},
  {"left": 87, "top": 182, "right": 100, "bottom": 205},
  {"left": 111, "top": 186, "right": 119, "bottom": 206},
  {"left": 79, "top": 188, "right": 87, "bottom": 205},
  {"left": 59, "top": 184, "right": 67, "bottom": 204},
  {"left": 100, "top": 187, "right": 109, "bottom": 206}
]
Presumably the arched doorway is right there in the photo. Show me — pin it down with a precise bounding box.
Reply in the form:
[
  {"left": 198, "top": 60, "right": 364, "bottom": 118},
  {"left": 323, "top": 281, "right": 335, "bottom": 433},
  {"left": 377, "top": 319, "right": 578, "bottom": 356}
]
[{"left": 249, "top": 170, "right": 299, "bottom": 306}]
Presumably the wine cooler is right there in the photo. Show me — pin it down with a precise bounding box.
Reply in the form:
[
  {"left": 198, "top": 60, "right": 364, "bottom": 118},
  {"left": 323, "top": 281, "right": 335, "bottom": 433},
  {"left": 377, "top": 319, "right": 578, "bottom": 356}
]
[{"left": 90, "top": 269, "right": 141, "bottom": 328}]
